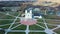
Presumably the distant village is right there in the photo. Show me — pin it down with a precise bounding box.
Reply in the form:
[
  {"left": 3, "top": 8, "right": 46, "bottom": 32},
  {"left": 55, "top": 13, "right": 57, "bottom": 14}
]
[{"left": 0, "top": 0, "right": 60, "bottom": 16}]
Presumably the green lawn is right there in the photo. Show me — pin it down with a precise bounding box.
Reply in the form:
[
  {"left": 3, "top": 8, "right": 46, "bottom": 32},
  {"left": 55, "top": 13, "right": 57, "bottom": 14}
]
[{"left": 0, "top": 12, "right": 60, "bottom": 34}]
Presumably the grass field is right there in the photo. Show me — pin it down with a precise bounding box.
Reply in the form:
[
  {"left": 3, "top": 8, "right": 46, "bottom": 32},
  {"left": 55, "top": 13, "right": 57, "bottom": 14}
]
[{"left": 0, "top": 11, "right": 60, "bottom": 34}]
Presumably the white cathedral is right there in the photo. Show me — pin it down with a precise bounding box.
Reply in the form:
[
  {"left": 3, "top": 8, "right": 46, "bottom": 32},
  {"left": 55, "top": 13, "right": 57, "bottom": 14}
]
[{"left": 24, "top": 10, "right": 42, "bottom": 19}]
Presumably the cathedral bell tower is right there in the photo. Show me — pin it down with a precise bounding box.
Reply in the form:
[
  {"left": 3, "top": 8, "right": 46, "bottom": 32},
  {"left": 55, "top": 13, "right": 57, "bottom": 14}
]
[{"left": 25, "top": 10, "right": 32, "bottom": 19}]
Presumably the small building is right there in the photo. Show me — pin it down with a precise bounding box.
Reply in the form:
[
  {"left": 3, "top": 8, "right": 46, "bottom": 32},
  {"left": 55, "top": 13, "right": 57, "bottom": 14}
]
[{"left": 56, "top": 11, "right": 60, "bottom": 16}]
